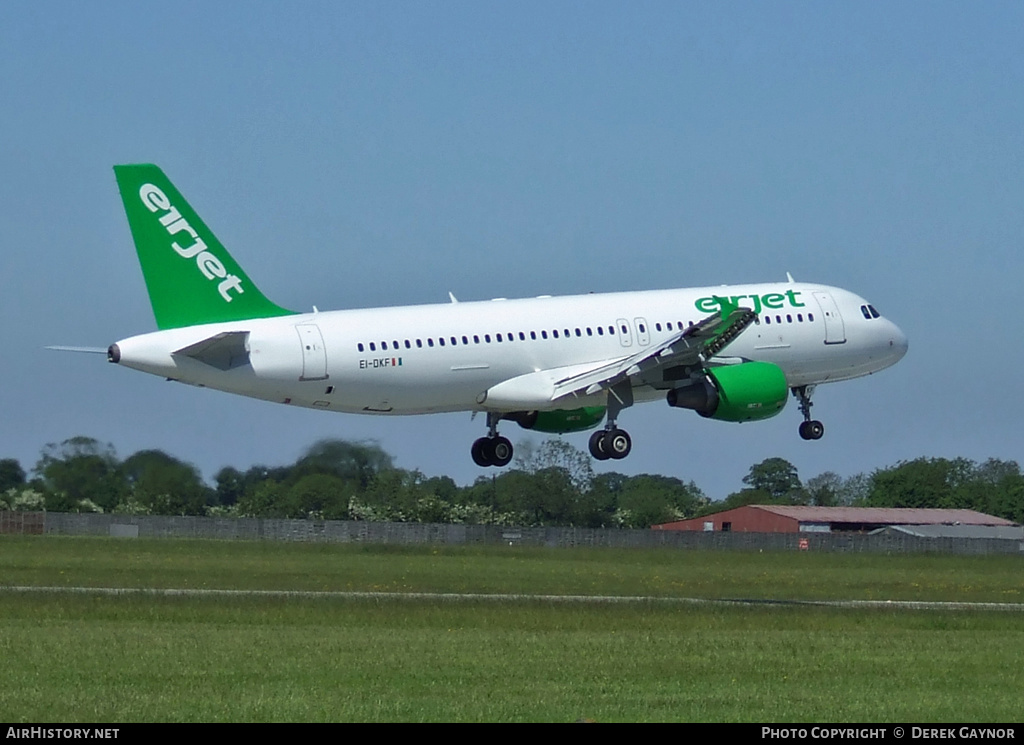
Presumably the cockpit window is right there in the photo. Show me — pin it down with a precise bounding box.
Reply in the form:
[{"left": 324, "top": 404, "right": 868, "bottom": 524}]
[
  {"left": 861, "top": 305, "right": 871, "bottom": 320},
  {"left": 868, "top": 305, "right": 880, "bottom": 318}
]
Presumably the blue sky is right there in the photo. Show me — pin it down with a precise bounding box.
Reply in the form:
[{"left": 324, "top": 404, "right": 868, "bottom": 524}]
[{"left": 2, "top": 1, "right": 1022, "bottom": 499}]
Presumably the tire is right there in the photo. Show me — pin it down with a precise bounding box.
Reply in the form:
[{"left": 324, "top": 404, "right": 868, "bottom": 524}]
[
  {"left": 588, "top": 430, "right": 610, "bottom": 460},
  {"left": 471, "top": 438, "right": 491, "bottom": 467},
  {"left": 606, "top": 428, "right": 632, "bottom": 459},
  {"left": 490, "top": 436, "right": 514, "bottom": 467}
]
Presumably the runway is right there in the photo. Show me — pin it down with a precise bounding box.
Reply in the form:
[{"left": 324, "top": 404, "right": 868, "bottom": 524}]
[{"left": 4, "top": 585, "right": 1023, "bottom": 611}]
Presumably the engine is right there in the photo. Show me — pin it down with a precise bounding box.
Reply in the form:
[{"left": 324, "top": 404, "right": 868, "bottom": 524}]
[
  {"left": 666, "top": 361, "right": 787, "bottom": 422},
  {"left": 505, "top": 406, "right": 607, "bottom": 434}
]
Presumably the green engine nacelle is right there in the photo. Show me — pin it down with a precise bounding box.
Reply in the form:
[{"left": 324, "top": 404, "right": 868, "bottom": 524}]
[
  {"left": 666, "top": 361, "right": 788, "bottom": 422},
  {"left": 505, "top": 406, "right": 607, "bottom": 434}
]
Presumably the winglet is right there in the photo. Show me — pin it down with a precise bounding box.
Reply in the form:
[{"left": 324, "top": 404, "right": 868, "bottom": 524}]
[{"left": 712, "top": 295, "right": 740, "bottom": 322}]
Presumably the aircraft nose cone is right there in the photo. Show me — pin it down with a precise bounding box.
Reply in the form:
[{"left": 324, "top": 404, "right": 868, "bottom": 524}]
[{"left": 887, "top": 322, "right": 908, "bottom": 363}]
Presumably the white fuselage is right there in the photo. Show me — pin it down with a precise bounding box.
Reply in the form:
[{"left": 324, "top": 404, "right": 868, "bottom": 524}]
[{"left": 111, "top": 281, "right": 907, "bottom": 420}]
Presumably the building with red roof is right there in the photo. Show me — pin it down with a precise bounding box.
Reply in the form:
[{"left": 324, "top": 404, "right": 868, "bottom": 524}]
[{"left": 653, "top": 505, "right": 1016, "bottom": 533}]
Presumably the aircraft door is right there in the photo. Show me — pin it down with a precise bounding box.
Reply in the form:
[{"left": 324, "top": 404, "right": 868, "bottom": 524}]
[
  {"left": 296, "top": 324, "right": 329, "bottom": 380},
  {"left": 616, "top": 318, "right": 632, "bottom": 347},
  {"left": 812, "top": 292, "right": 846, "bottom": 345},
  {"left": 634, "top": 317, "right": 650, "bottom": 346}
]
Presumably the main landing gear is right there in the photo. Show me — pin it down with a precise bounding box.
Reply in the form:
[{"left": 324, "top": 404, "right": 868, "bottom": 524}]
[
  {"left": 588, "top": 427, "right": 632, "bottom": 460},
  {"left": 793, "top": 385, "right": 825, "bottom": 441},
  {"left": 587, "top": 379, "right": 634, "bottom": 461},
  {"left": 471, "top": 412, "right": 514, "bottom": 468}
]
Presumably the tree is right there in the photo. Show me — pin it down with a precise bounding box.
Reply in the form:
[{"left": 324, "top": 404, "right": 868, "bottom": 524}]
[
  {"left": 0, "top": 459, "right": 26, "bottom": 494},
  {"left": 121, "top": 449, "right": 211, "bottom": 515},
  {"left": 740, "top": 457, "right": 807, "bottom": 504},
  {"left": 34, "top": 437, "right": 127, "bottom": 512},
  {"left": 283, "top": 473, "right": 353, "bottom": 519},
  {"left": 867, "top": 457, "right": 975, "bottom": 509},
  {"left": 514, "top": 439, "right": 594, "bottom": 493},
  {"left": 805, "top": 472, "right": 841, "bottom": 507},
  {"left": 614, "top": 474, "right": 705, "bottom": 528},
  {"left": 293, "top": 439, "right": 393, "bottom": 488}
]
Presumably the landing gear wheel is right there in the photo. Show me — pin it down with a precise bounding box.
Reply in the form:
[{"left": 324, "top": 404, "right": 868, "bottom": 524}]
[
  {"left": 799, "top": 420, "right": 825, "bottom": 441},
  {"left": 471, "top": 438, "right": 491, "bottom": 467},
  {"left": 588, "top": 430, "right": 610, "bottom": 460},
  {"left": 489, "top": 436, "right": 514, "bottom": 467},
  {"left": 606, "top": 428, "right": 632, "bottom": 460},
  {"left": 471, "top": 436, "right": 513, "bottom": 467}
]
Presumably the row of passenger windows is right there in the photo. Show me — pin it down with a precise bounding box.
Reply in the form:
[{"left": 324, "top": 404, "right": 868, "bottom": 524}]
[
  {"left": 355, "top": 312, "right": 818, "bottom": 353},
  {"left": 761, "top": 312, "right": 815, "bottom": 325},
  {"left": 356, "top": 321, "right": 701, "bottom": 353}
]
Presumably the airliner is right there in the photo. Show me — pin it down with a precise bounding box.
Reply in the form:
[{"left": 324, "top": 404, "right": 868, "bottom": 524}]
[{"left": 94, "top": 164, "right": 907, "bottom": 467}]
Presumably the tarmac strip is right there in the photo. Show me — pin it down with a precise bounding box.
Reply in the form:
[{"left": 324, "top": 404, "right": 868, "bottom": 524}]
[{"left": 2, "top": 585, "right": 1024, "bottom": 611}]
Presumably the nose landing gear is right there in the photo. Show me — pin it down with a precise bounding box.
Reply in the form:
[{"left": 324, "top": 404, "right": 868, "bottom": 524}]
[{"left": 793, "top": 385, "right": 825, "bottom": 440}]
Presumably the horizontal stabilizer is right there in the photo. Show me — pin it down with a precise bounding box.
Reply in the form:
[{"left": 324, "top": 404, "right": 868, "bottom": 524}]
[{"left": 172, "top": 331, "right": 250, "bottom": 371}]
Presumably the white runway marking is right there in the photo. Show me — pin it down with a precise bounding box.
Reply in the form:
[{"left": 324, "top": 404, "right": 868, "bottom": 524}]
[{"left": 2, "top": 585, "right": 1023, "bottom": 611}]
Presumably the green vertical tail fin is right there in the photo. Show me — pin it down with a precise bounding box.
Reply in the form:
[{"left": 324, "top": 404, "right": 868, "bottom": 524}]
[{"left": 113, "top": 164, "right": 295, "bottom": 330}]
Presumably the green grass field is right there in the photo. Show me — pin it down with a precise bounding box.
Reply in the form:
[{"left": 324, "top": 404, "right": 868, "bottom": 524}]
[{"left": 1, "top": 537, "right": 1022, "bottom": 722}]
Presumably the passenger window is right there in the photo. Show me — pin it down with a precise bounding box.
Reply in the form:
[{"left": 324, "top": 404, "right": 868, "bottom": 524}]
[
  {"left": 484, "top": 334, "right": 491, "bottom": 343},
  {"left": 358, "top": 343, "right": 365, "bottom": 352},
  {"left": 405, "top": 340, "right": 411, "bottom": 349},
  {"left": 462, "top": 336, "right": 468, "bottom": 345},
  {"left": 787, "top": 315, "right": 792, "bottom": 323},
  {"left": 438, "top": 338, "right": 445, "bottom": 346},
  {"left": 597, "top": 327, "right": 604, "bottom": 336},
  {"left": 797, "top": 314, "right": 803, "bottom": 322},
  {"left": 575, "top": 328, "right": 582, "bottom": 337},
  {"left": 427, "top": 338, "right": 434, "bottom": 347},
  {"left": 552, "top": 330, "right": 559, "bottom": 338},
  {"left": 808, "top": 313, "right": 814, "bottom": 322},
  {"left": 474, "top": 335, "right": 480, "bottom": 344},
  {"left": 655, "top": 323, "right": 662, "bottom": 332},
  {"left": 519, "top": 332, "right": 526, "bottom": 341},
  {"left": 369, "top": 342, "right": 376, "bottom": 351},
  {"left": 765, "top": 316, "right": 771, "bottom": 325},
  {"left": 416, "top": 339, "right": 423, "bottom": 348},
  {"left": 496, "top": 333, "right": 503, "bottom": 342},
  {"left": 530, "top": 331, "right": 537, "bottom": 340},
  {"left": 382, "top": 342, "right": 388, "bottom": 350},
  {"left": 586, "top": 328, "right": 593, "bottom": 336},
  {"left": 541, "top": 331, "right": 548, "bottom": 339}
]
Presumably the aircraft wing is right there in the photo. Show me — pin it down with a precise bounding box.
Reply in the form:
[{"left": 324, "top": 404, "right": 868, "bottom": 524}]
[
  {"left": 483, "top": 297, "right": 756, "bottom": 409},
  {"left": 549, "top": 297, "right": 756, "bottom": 401}
]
